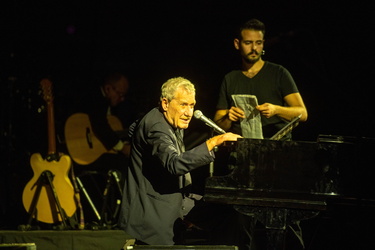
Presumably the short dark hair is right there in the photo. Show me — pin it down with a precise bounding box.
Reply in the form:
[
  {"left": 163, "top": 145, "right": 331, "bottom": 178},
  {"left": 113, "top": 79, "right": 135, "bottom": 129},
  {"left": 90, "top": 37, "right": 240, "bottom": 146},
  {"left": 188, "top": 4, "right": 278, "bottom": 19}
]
[
  {"left": 104, "top": 72, "right": 126, "bottom": 87},
  {"left": 236, "top": 19, "right": 266, "bottom": 39}
]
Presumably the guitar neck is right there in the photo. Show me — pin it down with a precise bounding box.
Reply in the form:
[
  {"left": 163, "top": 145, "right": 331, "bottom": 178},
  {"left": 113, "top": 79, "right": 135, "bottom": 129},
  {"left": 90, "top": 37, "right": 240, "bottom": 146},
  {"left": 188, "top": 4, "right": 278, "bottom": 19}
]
[
  {"left": 41, "top": 78, "right": 57, "bottom": 158},
  {"left": 47, "top": 100, "right": 56, "bottom": 155}
]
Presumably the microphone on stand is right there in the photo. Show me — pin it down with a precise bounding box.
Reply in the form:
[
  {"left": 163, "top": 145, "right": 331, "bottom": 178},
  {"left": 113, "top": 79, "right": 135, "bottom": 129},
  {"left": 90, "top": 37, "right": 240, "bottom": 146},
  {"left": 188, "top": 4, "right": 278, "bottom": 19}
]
[
  {"left": 193, "top": 110, "right": 222, "bottom": 177},
  {"left": 193, "top": 110, "right": 226, "bottom": 134}
]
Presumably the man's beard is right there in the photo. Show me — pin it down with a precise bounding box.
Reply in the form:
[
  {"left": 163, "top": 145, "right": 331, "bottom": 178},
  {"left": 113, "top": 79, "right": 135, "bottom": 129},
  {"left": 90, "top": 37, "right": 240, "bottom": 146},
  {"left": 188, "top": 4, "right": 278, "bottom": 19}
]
[{"left": 243, "top": 51, "right": 261, "bottom": 64}]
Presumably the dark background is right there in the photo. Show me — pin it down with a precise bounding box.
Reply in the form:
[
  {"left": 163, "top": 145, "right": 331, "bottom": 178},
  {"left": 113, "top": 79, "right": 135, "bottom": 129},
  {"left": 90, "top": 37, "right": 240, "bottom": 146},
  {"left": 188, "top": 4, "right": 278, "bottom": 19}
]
[{"left": 1, "top": 0, "right": 374, "bottom": 238}]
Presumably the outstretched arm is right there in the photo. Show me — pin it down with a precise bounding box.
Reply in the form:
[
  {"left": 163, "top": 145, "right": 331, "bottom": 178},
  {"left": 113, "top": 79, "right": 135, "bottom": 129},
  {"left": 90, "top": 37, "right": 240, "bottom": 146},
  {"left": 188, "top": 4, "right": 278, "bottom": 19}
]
[{"left": 256, "top": 93, "right": 308, "bottom": 121}]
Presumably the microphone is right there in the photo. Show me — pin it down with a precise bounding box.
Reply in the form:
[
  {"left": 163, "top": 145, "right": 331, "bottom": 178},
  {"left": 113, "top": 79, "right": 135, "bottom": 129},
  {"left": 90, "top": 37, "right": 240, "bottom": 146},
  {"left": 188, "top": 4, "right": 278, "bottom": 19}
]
[{"left": 193, "top": 110, "right": 226, "bottom": 134}]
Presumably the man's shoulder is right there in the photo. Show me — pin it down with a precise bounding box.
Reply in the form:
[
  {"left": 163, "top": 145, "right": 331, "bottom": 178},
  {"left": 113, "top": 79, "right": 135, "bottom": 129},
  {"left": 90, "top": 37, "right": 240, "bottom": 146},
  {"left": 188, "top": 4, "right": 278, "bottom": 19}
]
[
  {"left": 263, "top": 61, "right": 288, "bottom": 72},
  {"left": 131, "top": 108, "right": 162, "bottom": 136},
  {"left": 134, "top": 108, "right": 174, "bottom": 139},
  {"left": 223, "top": 70, "right": 244, "bottom": 82},
  {"left": 139, "top": 108, "right": 166, "bottom": 128}
]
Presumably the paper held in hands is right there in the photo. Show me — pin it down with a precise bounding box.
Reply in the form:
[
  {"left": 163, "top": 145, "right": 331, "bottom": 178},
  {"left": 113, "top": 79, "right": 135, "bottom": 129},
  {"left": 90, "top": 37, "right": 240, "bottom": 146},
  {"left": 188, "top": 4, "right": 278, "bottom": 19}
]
[{"left": 231, "top": 94, "right": 263, "bottom": 139}]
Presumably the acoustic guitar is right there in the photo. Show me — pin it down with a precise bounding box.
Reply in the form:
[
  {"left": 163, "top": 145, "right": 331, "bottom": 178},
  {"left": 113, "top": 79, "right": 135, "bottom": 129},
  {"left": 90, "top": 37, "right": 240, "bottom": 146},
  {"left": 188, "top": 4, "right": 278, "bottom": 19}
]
[
  {"left": 64, "top": 113, "right": 123, "bottom": 165},
  {"left": 22, "top": 79, "right": 76, "bottom": 224}
]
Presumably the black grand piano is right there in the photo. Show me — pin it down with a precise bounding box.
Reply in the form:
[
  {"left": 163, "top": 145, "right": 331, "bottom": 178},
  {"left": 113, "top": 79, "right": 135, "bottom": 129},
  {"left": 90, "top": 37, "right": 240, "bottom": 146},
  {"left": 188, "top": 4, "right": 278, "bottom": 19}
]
[{"left": 204, "top": 135, "right": 375, "bottom": 249}]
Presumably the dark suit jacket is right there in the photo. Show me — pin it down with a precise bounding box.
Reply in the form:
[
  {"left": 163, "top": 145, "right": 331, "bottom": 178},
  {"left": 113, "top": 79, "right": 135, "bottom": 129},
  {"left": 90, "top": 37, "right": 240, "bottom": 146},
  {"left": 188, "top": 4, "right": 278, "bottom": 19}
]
[{"left": 118, "top": 107, "right": 214, "bottom": 245}]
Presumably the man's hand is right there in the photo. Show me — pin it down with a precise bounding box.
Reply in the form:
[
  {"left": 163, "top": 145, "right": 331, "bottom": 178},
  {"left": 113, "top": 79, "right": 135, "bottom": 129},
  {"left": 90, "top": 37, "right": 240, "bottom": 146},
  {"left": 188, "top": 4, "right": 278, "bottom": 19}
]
[
  {"left": 228, "top": 106, "right": 246, "bottom": 121},
  {"left": 256, "top": 103, "right": 277, "bottom": 118},
  {"left": 206, "top": 132, "right": 242, "bottom": 151}
]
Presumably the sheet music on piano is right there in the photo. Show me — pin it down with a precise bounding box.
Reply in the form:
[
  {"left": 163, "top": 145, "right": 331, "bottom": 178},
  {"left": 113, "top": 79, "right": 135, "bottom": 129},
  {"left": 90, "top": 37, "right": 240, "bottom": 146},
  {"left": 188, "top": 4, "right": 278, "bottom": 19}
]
[{"left": 269, "top": 114, "right": 302, "bottom": 141}]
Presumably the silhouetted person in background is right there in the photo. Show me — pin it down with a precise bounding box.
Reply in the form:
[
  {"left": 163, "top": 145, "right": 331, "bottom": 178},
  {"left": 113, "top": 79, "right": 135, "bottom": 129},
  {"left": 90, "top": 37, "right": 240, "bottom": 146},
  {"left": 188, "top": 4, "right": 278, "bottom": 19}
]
[{"left": 65, "top": 72, "right": 139, "bottom": 227}]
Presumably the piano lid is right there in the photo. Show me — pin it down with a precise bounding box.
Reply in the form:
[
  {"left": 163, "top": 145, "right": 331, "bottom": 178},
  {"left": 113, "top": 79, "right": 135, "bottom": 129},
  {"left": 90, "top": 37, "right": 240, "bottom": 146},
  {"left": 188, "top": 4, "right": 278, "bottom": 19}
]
[{"left": 205, "top": 136, "right": 375, "bottom": 210}]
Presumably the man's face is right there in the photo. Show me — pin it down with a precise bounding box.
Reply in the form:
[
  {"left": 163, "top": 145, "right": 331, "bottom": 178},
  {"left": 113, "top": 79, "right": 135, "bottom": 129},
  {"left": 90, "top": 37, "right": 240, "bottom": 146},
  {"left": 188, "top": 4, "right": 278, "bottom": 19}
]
[
  {"left": 105, "top": 76, "right": 129, "bottom": 107},
  {"left": 235, "top": 29, "right": 264, "bottom": 64},
  {"left": 162, "top": 87, "right": 196, "bottom": 129}
]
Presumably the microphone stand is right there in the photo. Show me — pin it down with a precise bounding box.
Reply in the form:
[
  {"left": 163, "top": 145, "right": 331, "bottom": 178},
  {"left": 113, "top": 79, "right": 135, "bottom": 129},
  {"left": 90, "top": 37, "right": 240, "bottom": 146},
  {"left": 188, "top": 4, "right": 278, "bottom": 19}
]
[
  {"left": 209, "top": 158, "right": 215, "bottom": 177},
  {"left": 209, "top": 128, "right": 218, "bottom": 177}
]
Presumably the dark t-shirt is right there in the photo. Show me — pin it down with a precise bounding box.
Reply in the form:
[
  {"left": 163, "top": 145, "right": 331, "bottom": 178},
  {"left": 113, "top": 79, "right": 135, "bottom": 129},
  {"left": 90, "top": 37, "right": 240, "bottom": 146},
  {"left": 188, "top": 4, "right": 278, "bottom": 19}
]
[{"left": 216, "top": 61, "right": 299, "bottom": 138}]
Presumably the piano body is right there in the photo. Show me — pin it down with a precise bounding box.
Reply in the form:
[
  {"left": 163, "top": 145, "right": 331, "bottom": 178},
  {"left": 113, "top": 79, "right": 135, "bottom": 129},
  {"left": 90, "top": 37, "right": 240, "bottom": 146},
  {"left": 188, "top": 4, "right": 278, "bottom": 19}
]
[{"left": 204, "top": 135, "right": 375, "bottom": 249}]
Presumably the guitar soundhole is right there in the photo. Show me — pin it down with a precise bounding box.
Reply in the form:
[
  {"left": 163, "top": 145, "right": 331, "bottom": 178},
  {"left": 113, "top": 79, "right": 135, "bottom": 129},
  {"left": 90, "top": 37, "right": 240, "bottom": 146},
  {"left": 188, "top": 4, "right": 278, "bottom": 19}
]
[{"left": 86, "top": 127, "right": 93, "bottom": 148}]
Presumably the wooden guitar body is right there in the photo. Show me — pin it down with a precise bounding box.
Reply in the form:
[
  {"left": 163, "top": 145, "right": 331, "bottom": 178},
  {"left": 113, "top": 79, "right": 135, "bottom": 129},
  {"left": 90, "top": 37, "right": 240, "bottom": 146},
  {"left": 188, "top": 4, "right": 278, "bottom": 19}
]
[
  {"left": 64, "top": 113, "right": 123, "bottom": 165},
  {"left": 22, "top": 153, "right": 76, "bottom": 223}
]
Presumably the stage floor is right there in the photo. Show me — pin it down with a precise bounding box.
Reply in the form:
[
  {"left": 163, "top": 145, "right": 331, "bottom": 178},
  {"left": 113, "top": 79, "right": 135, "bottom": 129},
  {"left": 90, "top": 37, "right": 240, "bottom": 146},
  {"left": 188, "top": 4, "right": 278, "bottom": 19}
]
[
  {"left": 2, "top": 205, "right": 375, "bottom": 250},
  {"left": 0, "top": 229, "right": 133, "bottom": 250}
]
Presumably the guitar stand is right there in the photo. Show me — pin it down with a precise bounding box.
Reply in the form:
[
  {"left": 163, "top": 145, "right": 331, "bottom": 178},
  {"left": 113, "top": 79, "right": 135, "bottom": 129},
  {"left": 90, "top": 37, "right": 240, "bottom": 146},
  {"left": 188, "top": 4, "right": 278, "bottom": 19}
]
[
  {"left": 19, "top": 170, "right": 70, "bottom": 231},
  {"left": 75, "top": 175, "right": 101, "bottom": 222},
  {"left": 75, "top": 169, "right": 123, "bottom": 229},
  {"left": 99, "top": 169, "right": 123, "bottom": 228}
]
